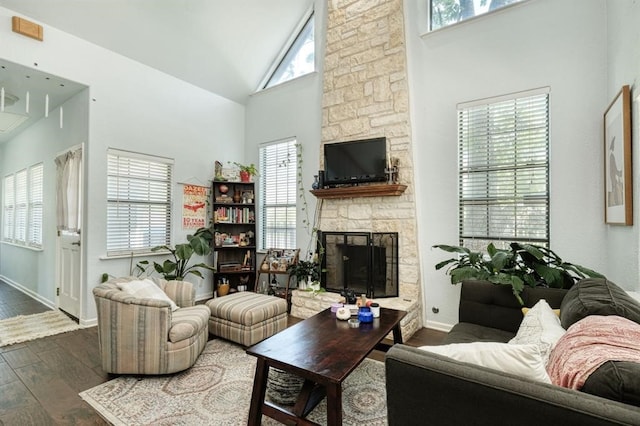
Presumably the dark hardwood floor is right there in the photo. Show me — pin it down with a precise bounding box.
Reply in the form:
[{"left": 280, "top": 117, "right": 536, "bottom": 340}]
[{"left": 0, "top": 280, "right": 446, "bottom": 425}]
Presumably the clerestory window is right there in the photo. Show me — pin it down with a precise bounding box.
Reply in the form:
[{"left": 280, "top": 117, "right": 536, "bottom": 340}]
[
  {"left": 429, "top": 0, "right": 525, "bottom": 31},
  {"left": 262, "top": 11, "right": 315, "bottom": 89}
]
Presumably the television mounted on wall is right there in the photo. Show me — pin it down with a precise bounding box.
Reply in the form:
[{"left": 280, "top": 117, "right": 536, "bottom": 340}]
[{"left": 323, "top": 137, "right": 387, "bottom": 187}]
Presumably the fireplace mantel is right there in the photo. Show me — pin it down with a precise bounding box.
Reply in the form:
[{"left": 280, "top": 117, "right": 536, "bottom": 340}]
[{"left": 310, "top": 184, "right": 407, "bottom": 199}]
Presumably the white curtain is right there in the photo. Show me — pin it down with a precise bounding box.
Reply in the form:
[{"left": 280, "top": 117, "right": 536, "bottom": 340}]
[{"left": 55, "top": 147, "right": 82, "bottom": 232}]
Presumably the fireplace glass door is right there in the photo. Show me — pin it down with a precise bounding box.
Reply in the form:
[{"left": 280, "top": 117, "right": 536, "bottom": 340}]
[{"left": 320, "top": 231, "right": 398, "bottom": 298}]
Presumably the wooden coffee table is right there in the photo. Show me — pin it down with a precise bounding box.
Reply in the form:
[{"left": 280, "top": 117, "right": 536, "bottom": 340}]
[{"left": 246, "top": 307, "right": 406, "bottom": 425}]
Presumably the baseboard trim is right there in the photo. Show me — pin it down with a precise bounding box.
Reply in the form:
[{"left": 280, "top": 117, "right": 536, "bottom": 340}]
[
  {"left": 0, "top": 275, "right": 56, "bottom": 310},
  {"left": 424, "top": 319, "right": 453, "bottom": 333}
]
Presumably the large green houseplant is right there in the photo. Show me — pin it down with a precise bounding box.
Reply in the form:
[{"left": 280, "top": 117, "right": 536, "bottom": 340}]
[
  {"left": 433, "top": 242, "right": 604, "bottom": 304},
  {"left": 150, "top": 227, "right": 216, "bottom": 280}
]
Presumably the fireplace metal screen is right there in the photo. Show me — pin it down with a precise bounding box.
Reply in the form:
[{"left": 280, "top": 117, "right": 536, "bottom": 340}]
[{"left": 319, "top": 231, "right": 398, "bottom": 298}]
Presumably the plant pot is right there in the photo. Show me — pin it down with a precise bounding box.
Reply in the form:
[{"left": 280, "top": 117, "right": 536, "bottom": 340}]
[
  {"left": 239, "top": 171, "right": 251, "bottom": 182},
  {"left": 217, "top": 283, "right": 230, "bottom": 297}
]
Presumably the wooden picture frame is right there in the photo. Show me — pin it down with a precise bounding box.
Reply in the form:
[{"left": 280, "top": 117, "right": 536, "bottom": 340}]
[{"left": 604, "top": 85, "right": 632, "bottom": 225}]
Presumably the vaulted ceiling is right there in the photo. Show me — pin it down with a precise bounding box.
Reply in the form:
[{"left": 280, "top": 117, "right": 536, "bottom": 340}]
[{"left": 0, "top": 0, "right": 316, "bottom": 104}]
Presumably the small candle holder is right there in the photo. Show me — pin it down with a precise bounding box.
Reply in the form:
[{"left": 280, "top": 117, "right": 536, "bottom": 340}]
[
  {"left": 385, "top": 157, "right": 399, "bottom": 184},
  {"left": 385, "top": 166, "right": 398, "bottom": 184},
  {"left": 348, "top": 318, "right": 361, "bottom": 328}
]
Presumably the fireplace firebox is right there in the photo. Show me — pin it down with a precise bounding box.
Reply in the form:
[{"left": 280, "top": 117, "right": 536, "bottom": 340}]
[{"left": 319, "top": 231, "right": 398, "bottom": 298}]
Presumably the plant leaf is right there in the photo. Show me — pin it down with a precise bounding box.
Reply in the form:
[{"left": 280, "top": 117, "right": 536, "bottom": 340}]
[
  {"left": 190, "top": 236, "right": 211, "bottom": 256},
  {"left": 175, "top": 244, "right": 194, "bottom": 260},
  {"left": 450, "top": 266, "right": 482, "bottom": 283},
  {"left": 162, "top": 260, "right": 177, "bottom": 274},
  {"left": 432, "top": 244, "right": 470, "bottom": 255},
  {"left": 490, "top": 251, "right": 509, "bottom": 272},
  {"left": 435, "top": 258, "right": 458, "bottom": 270}
]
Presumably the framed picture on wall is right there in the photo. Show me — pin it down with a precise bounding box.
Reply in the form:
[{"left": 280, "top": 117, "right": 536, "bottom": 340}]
[{"left": 604, "top": 85, "right": 632, "bottom": 225}]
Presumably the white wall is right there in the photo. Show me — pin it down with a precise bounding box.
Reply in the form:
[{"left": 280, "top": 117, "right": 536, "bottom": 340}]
[
  {"left": 0, "top": 7, "right": 245, "bottom": 324},
  {"left": 404, "top": 0, "right": 613, "bottom": 328},
  {"left": 245, "top": 0, "right": 326, "bottom": 259},
  {"left": 0, "top": 90, "right": 89, "bottom": 306},
  {"left": 605, "top": 1, "right": 640, "bottom": 289}
]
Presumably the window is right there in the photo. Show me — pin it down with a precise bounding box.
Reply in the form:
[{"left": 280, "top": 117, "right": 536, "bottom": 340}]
[
  {"left": 263, "top": 12, "right": 315, "bottom": 89},
  {"left": 106, "top": 149, "right": 173, "bottom": 256},
  {"left": 258, "top": 139, "right": 297, "bottom": 249},
  {"left": 28, "top": 163, "right": 43, "bottom": 247},
  {"left": 3, "top": 174, "right": 15, "bottom": 241},
  {"left": 2, "top": 163, "right": 43, "bottom": 248},
  {"left": 430, "top": 0, "right": 525, "bottom": 31},
  {"left": 458, "top": 89, "right": 549, "bottom": 251}
]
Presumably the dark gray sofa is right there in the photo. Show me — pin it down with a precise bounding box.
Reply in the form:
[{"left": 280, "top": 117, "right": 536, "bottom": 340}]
[{"left": 385, "top": 280, "right": 640, "bottom": 426}]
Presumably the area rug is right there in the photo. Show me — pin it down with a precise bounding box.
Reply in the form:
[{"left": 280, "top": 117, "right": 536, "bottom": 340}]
[
  {"left": 79, "top": 339, "right": 387, "bottom": 425},
  {"left": 0, "top": 310, "right": 81, "bottom": 347}
]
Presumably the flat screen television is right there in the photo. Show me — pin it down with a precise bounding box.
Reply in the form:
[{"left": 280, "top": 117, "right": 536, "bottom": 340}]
[{"left": 323, "top": 137, "right": 387, "bottom": 187}]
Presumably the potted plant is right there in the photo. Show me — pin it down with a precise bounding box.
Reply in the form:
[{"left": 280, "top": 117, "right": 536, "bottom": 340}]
[
  {"left": 288, "top": 253, "right": 321, "bottom": 290},
  {"left": 151, "top": 227, "right": 216, "bottom": 280},
  {"left": 433, "top": 242, "right": 604, "bottom": 304},
  {"left": 230, "top": 162, "right": 258, "bottom": 182}
]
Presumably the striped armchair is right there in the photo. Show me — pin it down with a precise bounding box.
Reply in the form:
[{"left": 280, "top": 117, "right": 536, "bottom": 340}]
[{"left": 93, "top": 276, "right": 210, "bottom": 375}]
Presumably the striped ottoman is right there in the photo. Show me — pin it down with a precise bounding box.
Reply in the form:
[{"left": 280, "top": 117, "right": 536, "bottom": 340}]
[{"left": 205, "top": 292, "right": 288, "bottom": 346}]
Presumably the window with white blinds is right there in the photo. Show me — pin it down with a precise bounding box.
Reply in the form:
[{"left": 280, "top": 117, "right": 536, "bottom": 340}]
[
  {"left": 28, "top": 163, "right": 43, "bottom": 247},
  {"left": 14, "top": 169, "right": 27, "bottom": 243},
  {"left": 2, "top": 163, "right": 43, "bottom": 248},
  {"left": 458, "top": 89, "right": 549, "bottom": 251},
  {"left": 106, "top": 149, "right": 173, "bottom": 256},
  {"left": 2, "top": 174, "right": 15, "bottom": 241},
  {"left": 258, "top": 139, "right": 297, "bottom": 250}
]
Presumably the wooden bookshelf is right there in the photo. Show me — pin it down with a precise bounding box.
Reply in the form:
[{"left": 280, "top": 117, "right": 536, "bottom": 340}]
[{"left": 310, "top": 184, "right": 407, "bottom": 199}]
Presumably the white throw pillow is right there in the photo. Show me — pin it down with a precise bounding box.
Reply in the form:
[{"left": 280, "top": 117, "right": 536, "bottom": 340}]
[
  {"left": 117, "top": 278, "right": 179, "bottom": 311},
  {"left": 509, "top": 299, "right": 565, "bottom": 364},
  {"left": 419, "top": 342, "right": 551, "bottom": 383}
]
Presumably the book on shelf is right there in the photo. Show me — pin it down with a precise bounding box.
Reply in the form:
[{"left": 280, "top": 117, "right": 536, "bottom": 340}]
[{"left": 214, "top": 206, "right": 254, "bottom": 224}]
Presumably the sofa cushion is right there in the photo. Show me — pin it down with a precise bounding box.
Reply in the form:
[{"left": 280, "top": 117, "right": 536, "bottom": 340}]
[
  {"left": 509, "top": 299, "right": 566, "bottom": 364},
  {"left": 560, "top": 278, "right": 640, "bottom": 329},
  {"left": 168, "top": 305, "right": 210, "bottom": 343},
  {"left": 117, "top": 278, "right": 179, "bottom": 311},
  {"left": 419, "top": 342, "right": 551, "bottom": 383},
  {"left": 458, "top": 280, "right": 567, "bottom": 334},
  {"left": 445, "top": 322, "right": 515, "bottom": 344},
  {"left": 581, "top": 361, "right": 640, "bottom": 407}
]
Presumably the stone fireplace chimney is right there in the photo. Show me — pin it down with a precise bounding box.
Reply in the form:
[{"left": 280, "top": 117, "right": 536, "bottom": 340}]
[{"left": 295, "top": 0, "right": 422, "bottom": 337}]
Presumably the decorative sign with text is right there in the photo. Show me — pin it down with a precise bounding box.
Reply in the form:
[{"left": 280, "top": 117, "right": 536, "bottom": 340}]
[{"left": 182, "top": 184, "right": 207, "bottom": 229}]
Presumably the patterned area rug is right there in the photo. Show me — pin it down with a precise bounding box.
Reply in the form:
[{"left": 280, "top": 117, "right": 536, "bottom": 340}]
[
  {"left": 0, "top": 310, "right": 81, "bottom": 347},
  {"left": 79, "top": 339, "right": 387, "bottom": 425}
]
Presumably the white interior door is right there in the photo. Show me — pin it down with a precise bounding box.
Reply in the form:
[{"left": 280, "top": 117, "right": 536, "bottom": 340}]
[
  {"left": 58, "top": 231, "right": 81, "bottom": 317},
  {"left": 55, "top": 145, "right": 83, "bottom": 318}
]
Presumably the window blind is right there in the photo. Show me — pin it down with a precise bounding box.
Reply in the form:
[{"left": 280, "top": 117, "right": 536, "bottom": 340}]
[
  {"left": 106, "top": 149, "right": 173, "bottom": 256},
  {"left": 28, "top": 163, "right": 43, "bottom": 248},
  {"left": 258, "top": 140, "right": 297, "bottom": 250},
  {"left": 458, "top": 90, "right": 549, "bottom": 250},
  {"left": 14, "top": 169, "right": 27, "bottom": 243},
  {"left": 3, "top": 174, "right": 15, "bottom": 241}
]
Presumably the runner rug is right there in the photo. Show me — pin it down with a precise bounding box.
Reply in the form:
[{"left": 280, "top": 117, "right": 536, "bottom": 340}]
[
  {"left": 0, "top": 310, "right": 81, "bottom": 347},
  {"left": 79, "top": 339, "right": 387, "bottom": 425}
]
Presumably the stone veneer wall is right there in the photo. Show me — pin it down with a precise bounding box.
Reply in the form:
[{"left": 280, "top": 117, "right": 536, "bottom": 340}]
[{"left": 291, "top": 0, "right": 422, "bottom": 339}]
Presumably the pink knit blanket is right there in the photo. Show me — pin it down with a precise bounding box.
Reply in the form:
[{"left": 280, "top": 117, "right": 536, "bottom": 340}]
[{"left": 547, "top": 315, "right": 640, "bottom": 389}]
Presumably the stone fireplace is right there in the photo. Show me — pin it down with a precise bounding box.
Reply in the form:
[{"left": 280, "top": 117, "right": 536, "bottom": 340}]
[{"left": 290, "top": 0, "right": 422, "bottom": 339}]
